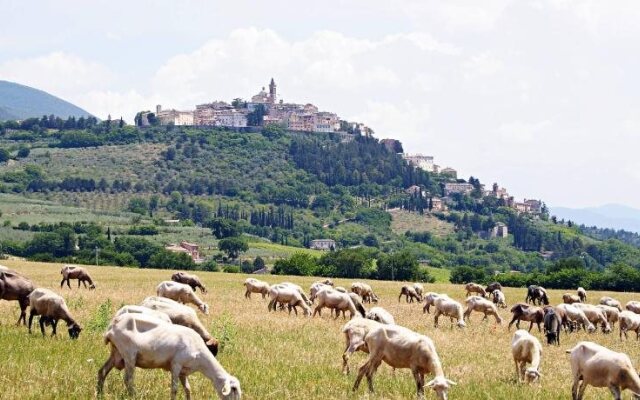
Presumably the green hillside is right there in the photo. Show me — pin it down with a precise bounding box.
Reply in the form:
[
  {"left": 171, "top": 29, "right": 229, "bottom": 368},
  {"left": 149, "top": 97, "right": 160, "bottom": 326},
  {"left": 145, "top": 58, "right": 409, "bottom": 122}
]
[
  {"left": 0, "top": 80, "right": 93, "bottom": 120},
  {"left": 0, "top": 118, "right": 639, "bottom": 289}
]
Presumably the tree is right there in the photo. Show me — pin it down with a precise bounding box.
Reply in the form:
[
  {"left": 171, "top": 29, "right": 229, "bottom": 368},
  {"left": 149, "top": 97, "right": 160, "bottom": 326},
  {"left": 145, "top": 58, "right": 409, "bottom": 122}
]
[
  {"left": 16, "top": 147, "right": 30, "bottom": 158},
  {"left": 209, "top": 218, "right": 240, "bottom": 239},
  {"left": 218, "top": 237, "right": 248, "bottom": 259},
  {"left": 272, "top": 252, "right": 318, "bottom": 276},
  {"left": 253, "top": 256, "right": 265, "bottom": 271},
  {"left": 377, "top": 250, "right": 419, "bottom": 281},
  {"left": 247, "top": 105, "right": 266, "bottom": 126},
  {"left": 128, "top": 197, "right": 149, "bottom": 215},
  {"left": 0, "top": 148, "right": 11, "bottom": 162},
  {"left": 450, "top": 266, "right": 487, "bottom": 284}
]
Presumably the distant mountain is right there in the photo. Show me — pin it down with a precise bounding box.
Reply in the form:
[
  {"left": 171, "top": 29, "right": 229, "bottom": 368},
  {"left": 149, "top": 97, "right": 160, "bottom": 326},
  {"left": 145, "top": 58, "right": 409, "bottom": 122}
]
[
  {"left": 0, "top": 80, "right": 92, "bottom": 120},
  {"left": 551, "top": 204, "right": 640, "bottom": 233}
]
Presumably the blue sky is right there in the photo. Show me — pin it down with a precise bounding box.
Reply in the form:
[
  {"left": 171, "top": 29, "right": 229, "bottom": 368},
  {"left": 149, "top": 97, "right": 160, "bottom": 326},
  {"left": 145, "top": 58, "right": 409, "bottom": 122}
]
[{"left": 1, "top": 0, "right": 640, "bottom": 209}]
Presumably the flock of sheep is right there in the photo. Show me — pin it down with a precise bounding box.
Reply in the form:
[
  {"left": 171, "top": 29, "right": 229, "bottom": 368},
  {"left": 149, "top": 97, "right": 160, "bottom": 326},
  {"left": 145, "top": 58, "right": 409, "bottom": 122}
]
[{"left": 4, "top": 262, "right": 640, "bottom": 399}]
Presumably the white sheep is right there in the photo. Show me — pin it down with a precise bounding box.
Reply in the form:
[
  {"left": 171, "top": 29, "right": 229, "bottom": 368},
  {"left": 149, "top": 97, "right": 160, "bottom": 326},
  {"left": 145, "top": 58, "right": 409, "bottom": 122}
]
[
  {"left": 243, "top": 278, "right": 270, "bottom": 299},
  {"left": 596, "top": 304, "right": 620, "bottom": 329},
  {"left": 492, "top": 289, "right": 507, "bottom": 308},
  {"left": 511, "top": 329, "right": 542, "bottom": 383},
  {"left": 156, "top": 281, "right": 209, "bottom": 314},
  {"left": 267, "top": 283, "right": 311, "bottom": 316},
  {"left": 599, "top": 296, "right": 623, "bottom": 312},
  {"left": 556, "top": 303, "right": 596, "bottom": 333},
  {"left": 140, "top": 296, "right": 219, "bottom": 355},
  {"left": 567, "top": 341, "right": 640, "bottom": 399},
  {"left": 27, "top": 288, "right": 82, "bottom": 339},
  {"left": 96, "top": 313, "right": 241, "bottom": 399},
  {"left": 574, "top": 303, "right": 612, "bottom": 333},
  {"left": 352, "top": 324, "right": 456, "bottom": 399},
  {"left": 619, "top": 310, "right": 640, "bottom": 340},
  {"left": 365, "top": 306, "right": 395, "bottom": 325},
  {"left": 313, "top": 287, "right": 364, "bottom": 319},
  {"left": 413, "top": 282, "right": 424, "bottom": 298},
  {"left": 309, "top": 282, "right": 332, "bottom": 301},
  {"left": 280, "top": 282, "right": 311, "bottom": 305},
  {"left": 433, "top": 296, "right": 466, "bottom": 328},
  {"left": 464, "top": 296, "right": 503, "bottom": 324},
  {"left": 113, "top": 305, "right": 172, "bottom": 324},
  {"left": 341, "top": 317, "right": 382, "bottom": 374},
  {"left": 423, "top": 292, "right": 448, "bottom": 314},
  {"left": 625, "top": 300, "right": 640, "bottom": 314}
]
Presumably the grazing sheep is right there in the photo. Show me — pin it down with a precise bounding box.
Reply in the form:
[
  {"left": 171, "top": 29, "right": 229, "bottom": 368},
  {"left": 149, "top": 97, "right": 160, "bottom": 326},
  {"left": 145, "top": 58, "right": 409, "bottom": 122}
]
[
  {"left": 310, "top": 282, "right": 332, "bottom": 301},
  {"left": 413, "top": 283, "right": 424, "bottom": 298},
  {"left": 625, "top": 301, "right": 640, "bottom": 314},
  {"left": 313, "top": 288, "right": 364, "bottom": 319},
  {"left": 485, "top": 282, "right": 503, "bottom": 295},
  {"left": 0, "top": 269, "right": 34, "bottom": 325},
  {"left": 351, "top": 282, "right": 378, "bottom": 304},
  {"left": 60, "top": 265, "right": 95, "bottom": 290},
  {"left": 171, "top": 272, "right": 207, "bottom": 293},
  {"left": 433, "top": 296, "right": 466, "bottom": 328},
  {"left": 365, "top": 307, "right": 395, "bottom": 325},
  {"left": 341, "top": 317, "right": 383, "bottom": 374},
  {"left": 97, "top": 313, "right": 241, "bottom": 400},
  {"left": 352, "top": 324, "right": 456, "bottom": 399},
  {"left": 556, "top": 304, "right": 596, "bottom": 333},
  {"left": 280, "top": 282, "right": 311, "bottom": 305},
  {"left": 596, "top": 304, "right": 620, "bottom": 328},
  {"left": 140, "top": 296, "right": 219, "bottom": 356},
  {"left": 399, "top": 285, "right": 421, "bottom": 303},
  {"left": 423, "top": 292, "right": 447, "bottom": 314},
  {"left": 509, "top": 303, "right": 544, "bottom": 332},
  {"left": 243, "top": 278, "right": 270, "bottom": 299},
  {"left": 599, "top": 296, "right": 623, "bottom": 312},
  {"left": 525, "top": 285, "right": 549, "bottom": 306},
  {"left": 267, "top": 284, "right": 311, "bottom": 316},
  {"left": 28, "top": 288, "right": 82, "bottom": 339},
  {"left": 577, "top": 287, "right": 587, "bottom": 303},
  {"left": 314, "top": 279, "right": 334, "bottom": 287},
  {"left": 563, "top": 293, "right": 582, "bottom": 304},
  {"left": 492, "top": 289, "right": 507, "bottom": 308},
  {"left": 114, "top": 305, "right": 173, "bottom": 324},
  {"left": 543, "top": 307, "right": 561, "bottom": 345},
  {"left": 619, "top": 310, "right": 640, "bottom": 340},
  {"left": 511, "top": 329, "right": 543, "bottom": 383},
  {"left": 464, "top": 296, "right": 503, "bottom": 324},
  {"left": 574, "top": 303, "right": 612, "bottom": 333},
  {"left": 567, "top": 341, "right": 640, "bottom": 400},
  {"left": 334, "top": 293, "right": 366, "bottom": 319},
  {"left": 156, "top": 281, "right": 209, "bottom": 315},
  {"left": 464, "top": 282, "right": 486, "bottom": 298}
]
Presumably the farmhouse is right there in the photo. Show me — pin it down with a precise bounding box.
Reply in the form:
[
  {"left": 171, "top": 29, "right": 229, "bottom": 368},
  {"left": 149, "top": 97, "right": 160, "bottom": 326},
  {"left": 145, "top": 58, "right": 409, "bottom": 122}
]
[
  {"left": 309, "top": 239, "right": 336, "bottom": 251},
  {"left": 443, "top": 182, "right": 474, "bottom": 196},
  {"left": 165, "top": 241, "right": 203, "bottom": 262}
]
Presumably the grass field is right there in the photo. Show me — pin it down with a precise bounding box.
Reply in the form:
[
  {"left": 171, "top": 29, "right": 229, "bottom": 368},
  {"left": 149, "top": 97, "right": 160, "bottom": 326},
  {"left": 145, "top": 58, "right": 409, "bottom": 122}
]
[
  {"left": 389, "top": 209, "right": 455, "bottom": 237},
  {"left": 1, "top": 260, "right": 639, "bottom": 399}
]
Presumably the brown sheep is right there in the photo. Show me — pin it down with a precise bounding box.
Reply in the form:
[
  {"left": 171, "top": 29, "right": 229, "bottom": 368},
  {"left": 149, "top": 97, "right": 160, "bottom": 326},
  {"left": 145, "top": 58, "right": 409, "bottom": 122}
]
[
  {"left": 0, "top": 269, "right": 35, "bottom": 325},
  {"left": 464, "top": 282, "right": 486, "bottom": 297},
  {"left": 171, "top": 272, "right": 207, "bottom": 293},
  {"left": 60, "top": 265, "right": 95, "bottom": 290},
  {"left": 398, "top": 285, "right": 421, "bottom": 303},
  {"left": 562, "top": 293, "right": 582, "bottom": 304},
  {"left": 509, "top": 303, "right": 543, "bottom": 332},
  {"left": 28, "top": 288, "right": 82, "bottom": 339}
]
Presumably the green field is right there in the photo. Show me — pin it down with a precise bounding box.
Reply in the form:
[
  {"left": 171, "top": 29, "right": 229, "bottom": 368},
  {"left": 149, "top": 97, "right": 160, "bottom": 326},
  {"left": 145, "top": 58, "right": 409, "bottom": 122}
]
[{"left": 0, "top": 260, "right": 637, "bottom": 399}]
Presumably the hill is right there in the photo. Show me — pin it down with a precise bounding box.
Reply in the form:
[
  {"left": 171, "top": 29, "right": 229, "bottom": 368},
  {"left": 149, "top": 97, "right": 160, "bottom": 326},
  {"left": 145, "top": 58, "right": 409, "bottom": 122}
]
[
  {"left": 552, "top": 203, "right": 640, "bottom": 233},
  {"left": 0, "top": 80, "right": 93, "bottom": 120}
]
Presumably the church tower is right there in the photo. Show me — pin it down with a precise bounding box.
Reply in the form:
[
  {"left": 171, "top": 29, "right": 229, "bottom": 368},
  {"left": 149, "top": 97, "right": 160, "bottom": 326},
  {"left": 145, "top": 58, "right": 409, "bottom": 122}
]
[{"left": 269, "top": 78, "right": 277, "bottom": 104}]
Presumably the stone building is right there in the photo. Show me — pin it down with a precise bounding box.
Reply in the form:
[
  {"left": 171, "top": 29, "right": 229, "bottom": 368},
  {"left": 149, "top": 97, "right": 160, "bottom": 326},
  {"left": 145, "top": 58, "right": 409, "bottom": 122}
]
[{"left": 309, "top": 239, "right": 336, "bottom": 251}]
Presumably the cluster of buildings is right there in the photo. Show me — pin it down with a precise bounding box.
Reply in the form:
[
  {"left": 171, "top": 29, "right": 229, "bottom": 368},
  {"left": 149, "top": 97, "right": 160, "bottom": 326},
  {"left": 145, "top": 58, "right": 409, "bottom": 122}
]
[
  {"left": 165, "top": 241, "right": 203, "bottom": 263},
  {"left": 142, "top": 79, "right": 371, "bottom": 134}
]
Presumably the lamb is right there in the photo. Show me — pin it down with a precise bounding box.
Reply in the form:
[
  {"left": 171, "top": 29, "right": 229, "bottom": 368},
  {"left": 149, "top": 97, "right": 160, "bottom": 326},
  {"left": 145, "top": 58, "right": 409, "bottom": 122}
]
[
  {"left": 0, "top": 268, "right": 34, "bottom": 325},
  {"left": 156, "top": 281, "right": 209, "bottom": 314},
  {"left": 341, "top": 317, "right": 383, "bottom": 374},
  {"left": 525, "top": 285, "right": 549, "bottom": 306},
  {"left": 577, "top": 287, "right": 587, "bottom": 303},
  {"left": 511, "top": 329, "right": 542, "bottom": 383},
  {"left": 543, "top": 307, "right": 561, "bottom": 345},
  {"left": 140, "top": 296, "right": 219, "bottom": 356},
  {"left": 399, "top": 285, "right": 422, "bottom": 303},
  {"left": 567, "top": 341, "right": 640, "bottom": 400},
  {"left": 243, "top": 278, "right": 270, "bottom": 299},
  {"left": 423, "top": 292, "right": 447, "bottom": 314},
  {"left": 492, "top": 289, "right": 507, "bottom": 308},
  {"left": 352, "top": 324, "right": 456, "bottom": 399},
  {"left": 599, "top": 296, "right": 622, "bottom": 312},
  {"left": 556, "top": 304, "right": 596, "bottom": 333},
  {"left": 464, "top": 282, "right": 486, "bottom": 297},
  {"left": 365, "top": 306, "right": 395, "bottom": 325},
  {"left": 574, "top": 303, "right": 612, "bottom": 333},
  {"left": 596, "top": 304, "right": 620, "bottom": 328},
  {"left": 60, "top": 265, "right": 96, "bottom": 289},
  {"left": 97, "top": 313, "right": 241, "bottom": 400},
  {"left": 625, "top": 301, "right": 640, "bottom": 314},
  {"left": 619, "top": 310, "right": 640, "bottom": 340},
  {"left": 267, "top": 284, "right": 311, "bottom": 316},
  {"left": 413, "top": 283, "right": 424, "bottom": 299},
  {"left": 433, "top": 296, "right": 466, "bottom": 328},
  {"left": 171, "top": 272, "right": 207, "bottom": 293},
  {"left": 563, "top": 293, "right": 582, "bottom": 304},
  {"left": 313, "top": 287, "right": 364, "bottom": 319},
  {"left": 485, "top": 282, "right": 503, "bottom": 295},
  {"left": 508, "top": 303, "right": 544, "bottom": 332},
  {"left": 464, "top": 296, "right": 503, "bottom": 324},
  {"left": 27, "top": 288, "right": 82, "bottom": 339}
]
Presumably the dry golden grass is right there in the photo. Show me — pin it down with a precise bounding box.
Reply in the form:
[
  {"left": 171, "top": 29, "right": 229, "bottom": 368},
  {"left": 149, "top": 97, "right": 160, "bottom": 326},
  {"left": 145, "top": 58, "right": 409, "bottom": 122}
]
[
  {"left": 389, "top": 209, "right": 454, "bottom": 237},
  {"left": 1, "top": 260, "right": 638, "bottom": 399}
]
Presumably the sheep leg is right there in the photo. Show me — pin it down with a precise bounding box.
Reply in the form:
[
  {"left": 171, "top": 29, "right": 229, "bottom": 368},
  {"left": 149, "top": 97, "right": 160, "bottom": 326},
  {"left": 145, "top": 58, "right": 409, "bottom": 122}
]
[
  {"left": 28, "top": 309, "right": 36, "bottom": 333},
  {"left": 343, "top": 339, "right": 365, "bottom": 375},
  {"left": 66, "top": 278, "right": 71, "bottom": 289},
  {"left": 608, "top": 385, "right": 621, "bottom": 400},
  {"left": 576, "top": 379, "right": 588, "bottom": 400},
  {"left": 170, "top": 365, "right": 182, "bottom": 400},
  {"left": 60, "top": 278, "right": 66, "bottom": 289},
  {"left": 528, "top": 321, "right": 534, "bottom": 332},
  {"left": 96, "top": 350, "right": 117, "bottom": 396},
  {"left": 124, "top": 362, "right": 136, "bottom": 396},
  {"left": 313, "top": 305, "right": 322, "bottom": 318},
  {"left": 51, "top": 319, "right": 58, "bottom": 336},
  {"left": 571, "top": 377, "right": 581, "bottom": 400},
  {"left": 412, "top": 369, "right": 425, "bottom": 399},
  {"left": 39, "top": 316, "right": 46, "bottom": 337},
  {"left": 514, "top": 360, "right": 521, "bottom": 382},
  {"left": 434, "top": 311, "right": 440, "bottom": 328},
  {"left": 179, "top": 374, "right": 191, "bottom": 400}
]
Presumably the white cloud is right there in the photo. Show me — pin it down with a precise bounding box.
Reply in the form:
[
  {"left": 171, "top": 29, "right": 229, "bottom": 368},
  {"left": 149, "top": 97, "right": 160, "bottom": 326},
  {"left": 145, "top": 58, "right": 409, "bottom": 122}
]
[
  {"left": 497, "top": 120, "right": 551, "bottom": 144},
  {"left": 463, "top": 52, "right": 504, "bottom": 80}
]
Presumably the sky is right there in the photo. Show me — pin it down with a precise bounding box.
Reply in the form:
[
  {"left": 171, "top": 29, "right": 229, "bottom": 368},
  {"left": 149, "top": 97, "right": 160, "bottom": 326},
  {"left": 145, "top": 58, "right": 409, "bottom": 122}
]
[{"left": 1, "top": 0, "right": 639, "bottom": 209}]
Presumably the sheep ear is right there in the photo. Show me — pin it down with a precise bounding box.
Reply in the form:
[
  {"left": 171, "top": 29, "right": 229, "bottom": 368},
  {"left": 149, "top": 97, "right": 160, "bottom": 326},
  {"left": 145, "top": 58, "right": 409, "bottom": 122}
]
[
  {"left": 221, "top": 379, "right": 231, "bottom": 396},
  {"left": 446, "top": 379, "right": 457, "bottom": 386}
]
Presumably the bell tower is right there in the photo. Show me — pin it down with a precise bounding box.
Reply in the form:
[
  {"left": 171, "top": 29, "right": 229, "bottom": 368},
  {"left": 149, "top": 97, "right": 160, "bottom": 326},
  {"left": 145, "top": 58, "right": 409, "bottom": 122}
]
[{"left": 269, "top": 78, "right": 277, "bottom": 103}]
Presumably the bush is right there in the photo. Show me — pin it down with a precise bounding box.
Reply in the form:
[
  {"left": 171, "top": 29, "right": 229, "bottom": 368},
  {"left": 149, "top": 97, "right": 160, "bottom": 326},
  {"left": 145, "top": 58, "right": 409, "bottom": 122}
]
[
  {"left": 218, "top": 237, "right": 248, "bottom": 259},
  {"left": 450, "top": 266, "right": 487, "bottom": 284},
  {"left": 273, "top": 252, "right": 318, "bottom": 276},
  {"left": 377, "top": 250, "right": 419, "bottom": 281},
  {"left": 222, "top": 265, "right": 241, "bottom": 273},
  {"left": 127, "top": 225, "right": 159, "bottom": 235}
]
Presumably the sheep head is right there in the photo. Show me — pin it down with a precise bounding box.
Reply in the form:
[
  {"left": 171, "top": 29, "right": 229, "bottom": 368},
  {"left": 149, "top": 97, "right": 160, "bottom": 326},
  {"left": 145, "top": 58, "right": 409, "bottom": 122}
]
[
  {"left": 68, "top": 323, "right": 82, "bottom": 340},
  {"left": 426, "top": 376, "right": 456, "bottom": 400},
  {"left": 89, "top": 284, "right": 96, "bottom": 290},
  {"left": 206, "top": 338, "right": 219, "bottom": 357},
  {"left": 199, "top": 304, "right": 210, "bottom": 315},
  {"left": 525, "top": 368, "right": 541, "bottom": 383},
  {"left": 220, "top": 375, "right": 242, "bottom": 399}
]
